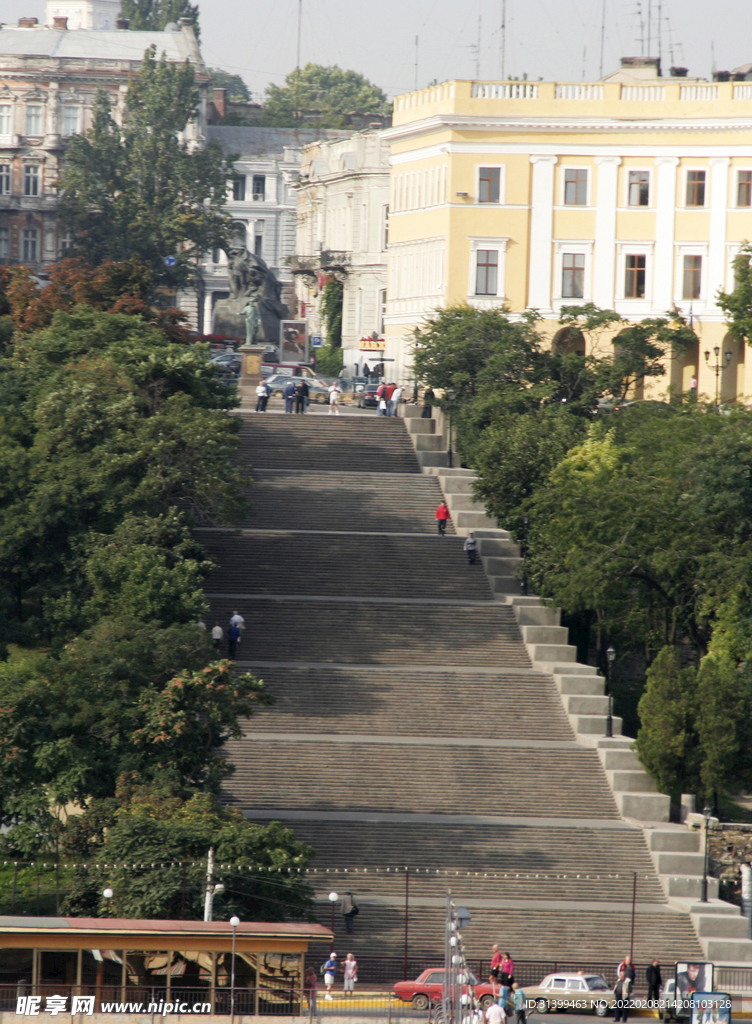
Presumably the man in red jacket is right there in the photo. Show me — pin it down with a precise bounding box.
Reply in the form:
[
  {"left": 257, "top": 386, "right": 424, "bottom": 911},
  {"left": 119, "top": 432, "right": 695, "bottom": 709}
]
[{"left": 435, "top": 500, "right": 450, "bottom": 536}]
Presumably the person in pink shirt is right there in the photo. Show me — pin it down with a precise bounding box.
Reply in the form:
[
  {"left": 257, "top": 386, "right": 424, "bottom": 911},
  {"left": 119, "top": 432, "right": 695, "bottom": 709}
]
[{"left": 500, "top": 953, "right": 514, "bottom": 987}]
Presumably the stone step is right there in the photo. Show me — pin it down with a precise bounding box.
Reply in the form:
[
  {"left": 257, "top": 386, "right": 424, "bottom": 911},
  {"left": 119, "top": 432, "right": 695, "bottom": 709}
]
[
  {"left": 602, "top": 749, "right": 640, "bottom": 770},
  {"left": 485, "top": 555, "right": 523, "bottom": 573},
  {"left": 520, "top": 625, "right": 569, "bottom": 645},
  {"left": 455, "top": 510, "right": 498, "bottom": 530},
  {"left": 693, "top": 913, "right": 751, "bottom": 938},
  {"left": 440, "top": 477, "right": 476, "bottom": 494},
  {"left": 608, "top": 770, "right": 657, "bottom": 793},
  {"left": 648, "top": 830, "right": 701, "bottom": 853},
  {"left": 405, "top": 419, "right": 436, "bottom": 435},
  {"left": 414, "top": 434, "right": 445, "bottom": 452}
]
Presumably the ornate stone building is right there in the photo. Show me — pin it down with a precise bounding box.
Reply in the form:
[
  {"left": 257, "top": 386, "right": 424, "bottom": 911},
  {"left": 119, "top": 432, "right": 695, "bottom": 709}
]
[{"left": 0, "top": 0, "right": 206, "bottom": 273}]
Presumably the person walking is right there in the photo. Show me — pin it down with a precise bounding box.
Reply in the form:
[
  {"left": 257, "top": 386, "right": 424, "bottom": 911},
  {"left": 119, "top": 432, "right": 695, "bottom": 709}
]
[
  {"left": 343, "top": 953, "right": 357, "bottom": 998},
  {"left": 376, "top": 381, "right": 388, "bottom": 416},
  {"left": 295, "top": 379, "right": 309, "bottom": 413},
  {"left": 436, "top": 500, "right": 451, "bottom": 536},
  {"left": 284, "top": 379, "right": 296, "bottom": 413},
  {"left": 422, "top": 386, "right": 435, "bottom": 419},
  {"left": 485, "top": 1000, "right": 506, "bottom": 1024},
  {"left": 211, "top": 623, "right": 223, "bottom": 653},
  {"left": 323, "top": 952, "right": 338, "bottom": 1000},
  {"left": 613, "top": 971, "right": 631, "bottom": 1023},
  {"left": 230, "top": 610, "right": 245, "bottom": 629},
  {"left": 464, "top": 532, "right": 479, "bottom": 565},
  {"left": 341, "top": 891, "right": 358, "bottom": 932},
  {"left": 390, "top": 384, "right": 403, "bottom": 417},
  {"left": 385, "top": 381, "right": 397, "bottom": 416},
  {"left": 328, "top": 381, "right": 342, "bottom": 416},
  {"left": 646, "top": 960, "right": 662, "bottom": 1004},
  {"left": 512, "top": 983, "right": 526, "bottom": 1024},
  {"left": 304, "top": 966, "right": 318, "bottom": 1017},
  {"left": 500, "top": 953, "right": 514, "bottom": 988},
  {"left": 255, "top": 381, "right": 268, "bottom": 412},
  {"left": 227, "top": 622, "right": 241, "bottom": 659},
  {"left": 489, "top": 944, "right": 502, "bottom": 985}
]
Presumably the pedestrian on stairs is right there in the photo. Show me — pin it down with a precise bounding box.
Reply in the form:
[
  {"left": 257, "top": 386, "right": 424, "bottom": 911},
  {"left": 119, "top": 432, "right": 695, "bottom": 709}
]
[
  {"left": 390, "top": 384, "right": 403, "bottom": 417},
  {"left": 341, "top": 891, "right": 358, "bottom": 932},
  {"left": 464, "top": 532, "right": 479, "bottom": 565},
  {"left": 228, "top": 622, "right": 241, "bottom": 659},
  {"left": 436, "top": 500, "right": 451, "bottom": 536},
  {"left": 295, "top": 379, "right": 309, "bottom": 413},
  {"left": 328, "top": 382, "right": 342, "bottom": 415},
  {"left": 422, "top": 386, "right": 435, "bottom": 419},
  {"left": 211, "top": 623, "right": 223, "bottom": 653},
  {"left": 323, "top": 953, "right": 338, "bottom": 1000},
  {"left": 255, "top": 381, "right": 269, "bottom": 412},
  {"left": 284, "top": 380, "right": 296, "bottom": 413}
]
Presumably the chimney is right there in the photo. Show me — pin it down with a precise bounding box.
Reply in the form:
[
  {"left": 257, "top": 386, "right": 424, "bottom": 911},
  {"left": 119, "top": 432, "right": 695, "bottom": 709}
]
[
  {"left": 670, "top": 66, "right": 689, "bottom": 77},
  {"left": 18, "top": 16, "right": 39, "bottom": 27},
  {"left": 212, "top": 88, "right": 227, "bottom": 118},
  {"left": 115, "top": 17, "right": 130, "bottom": 29},
  {"left": 52, "top": 16, "right": 68, "bottom": 29},
  {"left": 713, "top": 70, "right": 731, "bottom": 82},
  {"left": 179, "top": 16, "right": 194, "bottom": 27}
]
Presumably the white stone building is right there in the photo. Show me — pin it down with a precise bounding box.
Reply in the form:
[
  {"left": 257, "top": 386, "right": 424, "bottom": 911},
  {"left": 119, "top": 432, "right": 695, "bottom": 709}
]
[{"left": 293, "top": 130, "right": 390, "bottom": 375}]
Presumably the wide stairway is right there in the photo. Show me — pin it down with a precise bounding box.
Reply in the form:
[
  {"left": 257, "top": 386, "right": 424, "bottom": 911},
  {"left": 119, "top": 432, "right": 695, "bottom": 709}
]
[{"left": 205, "top": 412, "right": 703, "bottom": 965}]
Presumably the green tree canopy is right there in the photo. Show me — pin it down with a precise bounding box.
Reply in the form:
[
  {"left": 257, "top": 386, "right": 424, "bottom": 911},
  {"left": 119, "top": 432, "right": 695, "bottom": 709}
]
[
  {"left": 209, "top": 67, "right": 251, "bottom": 102},
  {"left": 258, "top": 63, "right": 390, "bottom": 128},
  {"left": 57, "top": 50, "right": 230, "bottom": 289},
  {"left": 120, "top": 0, "right": 199, "bottom": 36}
]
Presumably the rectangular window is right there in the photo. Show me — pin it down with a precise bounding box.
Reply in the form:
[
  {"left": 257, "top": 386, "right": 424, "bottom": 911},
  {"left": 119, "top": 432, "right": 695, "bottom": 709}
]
[
  {"left": 62, "top": 106, "right": 79, "bottom": 136},
  {"left": 252, "top": 174, "right": 265, "bottom": 200},
  {"left": 379, "top": 288, "right": 387, "bottom": 333},
  {"left": 232, "top": 175, "right": 246, "bottom": 201},
  {"left": 254, "top": 234, "right": 263, "bottom": 256},
  {"left": 479, "top": 167, "right": 501, "bottom": 203},
  {"left": 0, "top": 164, "right": 10, "bottom": 195},
  {"left": 59, "top": 230, "right": 72, "bottom": 253},
  {"left": 0, "top": 104, "right": 12, "bottom": 135},
  {"left": 475, "top": 249, "right": 498, "bottom": 295},
  {"left": 628, "top": 170, "right": 650, "bottom": 206},
  {"left": 22, "top": 227, "right": 38, "bottom": 262},
  {"left": 26, "top": 105, "right": 42, "bottom": 136},
  {"left": 686, "top": 170, "right": 706, "bottom": 207},
  {"left": 23, "top": 164, "right": 39, "bottom": 197},
  {"left": 737, "top": 171, "right": 752, "bottom": 207},
  {"left": 0, "top": 227, "right": 9, "bottom": 258},
  {"left": 382, "top": 205, "right": 389, "bottom": 250},
  {"left": 564, "top": 169, "right": 588, "bottom": 205},
  {"left": 625, "top": 254, "right": 646, "bottom": 298},
  {"left": 562, "top": 253, "right": 585, "bottom": 298},
  {"left": 683, "top": 255, "right": 702, "bottom": 299}
]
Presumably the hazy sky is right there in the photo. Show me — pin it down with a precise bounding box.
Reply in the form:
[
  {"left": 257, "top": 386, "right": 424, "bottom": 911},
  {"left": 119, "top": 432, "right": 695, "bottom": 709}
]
[{"left": 5, "top": 0, "right": 752, "bottom": 101}]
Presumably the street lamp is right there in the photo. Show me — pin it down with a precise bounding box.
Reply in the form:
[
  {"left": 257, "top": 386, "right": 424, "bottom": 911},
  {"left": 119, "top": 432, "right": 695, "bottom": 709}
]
[
  {"left": 447, "top": 388, "right": 456, "bottom": 468},
  {"left": 102, "top": 888, "right": 113, "bottom": 918},
  {"left": 328, "top": 891, "right": 338, "bottom": 951},
  {"left": 704, "top": 347, "right": 733, "bottom": 409},
  {"left": 605, "top": 646, "right": 616, "bottom": 738},
  {"left": 700, "top": 804, "right": 713, "bottom": 903},
  {"left": 229, "top": 915, "right": 240, "bottom": 1024}
]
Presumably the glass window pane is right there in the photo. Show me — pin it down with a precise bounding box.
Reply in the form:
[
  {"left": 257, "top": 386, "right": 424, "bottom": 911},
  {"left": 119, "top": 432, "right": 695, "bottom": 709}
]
[
  {"left": 26, "top": 105, "right": 42, "bottom": 135},
  {"left": 0, "top": 227, "right": 9, "bottom": 258},
  {"left": 233, "top": 175, "right": 245, "bottom": 201},
  {"left": 479, "top": 167, "right": 500, "bottom": 203},
  {"left": 62, "top": 106, "right": 79, "bottom": 136},
  {"left": 686, "top": 171, "right": 706, "bottom": 206},
  {"left": 738, "top": 171, "right": 752, "bottom": 207},
  {"left": 683, "top": 255, "right": 702, "bottom": 299},
  {"left": 0, "top": 104, "right": 12, "bottom": 135},
  {"left": 565, "top": 169, "right": 587, "bottom": 205},
  {"left": 628, "top": 171, "right": 649, "bottom": 206},
  {"left": 0, "top": 164, "right": 10, "bottom": 194},
  {"left": 625, "top": 254, "right": 646, "bottom": 298},
  {"left": 562, "top": 253, "right": 585, "bottom": 298},
  {"left": 475, "top": 249, "right": 498, "bottom": 295},
  {"left": 252, "top": 175, "right": 265, "bottom": 199}
]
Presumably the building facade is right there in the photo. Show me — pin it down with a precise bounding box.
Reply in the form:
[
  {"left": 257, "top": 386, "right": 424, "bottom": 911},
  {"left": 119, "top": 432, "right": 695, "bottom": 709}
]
[
  {"left": 0, "top": 1, "right": 205, "bottom": 275},
  {"left": 383, "top": 61, "right": 752, "bottom": 400},
  {"left": 293, "top": 130, "right": 390, "bottom": 375}
]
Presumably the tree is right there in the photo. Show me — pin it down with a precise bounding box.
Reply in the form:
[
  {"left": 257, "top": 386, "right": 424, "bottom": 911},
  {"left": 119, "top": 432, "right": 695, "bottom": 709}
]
[
  {"left": 57, "top": 51, "right": 230, "bottom": 289},
  {"left": 209, "top": 68, "right": 251, "bottom": 103},
  {"left": 635, "top": 646, "right": 700, "bottom": 795},
  {"left": 695, "top": 655, "right": 752, "bottom": 800},
  {"left": 258, "top": 64, "right": 390, "bottom": 128},
  {"left": 120, "top": 0, "right": 199, "bottom": 36},
  {"left": 718, "top": 243, "right": 752, "bottom": 343}
]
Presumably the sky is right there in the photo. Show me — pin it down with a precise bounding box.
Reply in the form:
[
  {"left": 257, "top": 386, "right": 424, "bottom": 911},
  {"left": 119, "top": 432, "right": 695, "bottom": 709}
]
[{"left": 4, "top": 0, "right": 752, "bottom": 101}]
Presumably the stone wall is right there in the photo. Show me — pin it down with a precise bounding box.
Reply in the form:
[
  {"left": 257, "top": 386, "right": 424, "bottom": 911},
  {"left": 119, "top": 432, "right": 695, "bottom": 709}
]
[{"left": 709, "top": 822, "right": 752, "bottom": 904}]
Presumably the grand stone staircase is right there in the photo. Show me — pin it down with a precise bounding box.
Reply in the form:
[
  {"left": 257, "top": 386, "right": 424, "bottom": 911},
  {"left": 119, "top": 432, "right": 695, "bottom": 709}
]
[{"left": 205, "top": 410, "right": 714, "bottom": 965}]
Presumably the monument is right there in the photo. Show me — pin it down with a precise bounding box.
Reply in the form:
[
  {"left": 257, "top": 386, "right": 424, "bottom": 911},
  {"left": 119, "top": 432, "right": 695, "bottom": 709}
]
[{"left": 212, "top": 244, "right": 290, "bottom": 352}]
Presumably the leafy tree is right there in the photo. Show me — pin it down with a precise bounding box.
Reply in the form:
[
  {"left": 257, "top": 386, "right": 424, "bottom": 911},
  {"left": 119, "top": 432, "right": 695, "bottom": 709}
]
[
  {"left": 695, "top": 655, "right": 752, "bottom": 800},
  {"left": 635, "top": 646, "right": 700, "bottom": 795},
  {"left": 320, "top": 277, "right": 343, "bottom": 348},
  {"left": 120, "top": 0, "right": 199, "bottom": 36},
  {"left": 258, "top": 63, "right": 390, "bottom": 128},
  {"left": 57, "top": 51, "right": 230, "bottom": 289},
  {"left": 718, "top": 243, "right": 752, "bottom": 343},
  {"left": 209, "top": 67, "right": 251, "bottom": 102}
]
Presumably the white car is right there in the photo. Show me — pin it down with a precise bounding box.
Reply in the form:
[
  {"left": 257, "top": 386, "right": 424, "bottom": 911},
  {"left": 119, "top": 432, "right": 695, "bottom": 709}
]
[{"left": 524, "top": 973, "right": 615, "bottom": 1016}]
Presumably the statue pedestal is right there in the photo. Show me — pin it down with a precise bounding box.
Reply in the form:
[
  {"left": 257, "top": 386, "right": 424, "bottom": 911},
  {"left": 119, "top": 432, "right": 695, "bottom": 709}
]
[{"left": 237, "top": 344, "right": 267, "bottom": 408}]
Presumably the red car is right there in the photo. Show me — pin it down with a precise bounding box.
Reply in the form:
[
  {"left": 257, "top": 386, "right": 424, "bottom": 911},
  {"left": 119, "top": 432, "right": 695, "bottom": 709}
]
[{"left": 393, "top": 968, "right": 497, "bottom": 1011}]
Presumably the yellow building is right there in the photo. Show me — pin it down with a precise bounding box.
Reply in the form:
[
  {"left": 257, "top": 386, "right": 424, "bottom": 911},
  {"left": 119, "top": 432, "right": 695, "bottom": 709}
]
[{"left": 383, "top": 59, "right": 752, "bottom": 402}]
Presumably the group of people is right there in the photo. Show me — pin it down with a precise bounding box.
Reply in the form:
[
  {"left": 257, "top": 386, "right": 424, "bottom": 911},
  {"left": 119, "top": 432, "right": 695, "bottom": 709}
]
[
  {"left": 282, "top": 378, "right": 310, "bottom": 413},
  {"left": 210, "top": 610, "right": 245, "bottom": 659},
  {"left": 304, "top": 952, "right": 358, "bottom": 1011},
  {"left": 485, "top": 948, "right": 524, "bottom": 1024},
  {"left": 435, "top": 501, "right": 480, "bottom": 564},
  {"left": 375, "top": 381, "right": 403, "bottom": 416}
]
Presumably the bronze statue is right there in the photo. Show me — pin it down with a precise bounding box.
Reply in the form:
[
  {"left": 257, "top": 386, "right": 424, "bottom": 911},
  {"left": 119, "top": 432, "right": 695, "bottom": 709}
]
[{"left": 225, "top": 244, "right": 289, "bottom": 345}]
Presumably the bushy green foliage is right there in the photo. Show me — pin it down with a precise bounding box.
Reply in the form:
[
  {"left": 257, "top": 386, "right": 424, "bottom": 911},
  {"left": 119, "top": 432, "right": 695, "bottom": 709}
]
[
  {"left": 320, "top": 278, "right": 344, "bottom": 349},
  {"left": 119, "top": 0, "right": 199, "bottom": 36},
  {"left": 57, "top": 51, "right": 229, "bottom": 288},
  {"left": 258, "top": 64, "right": 390, "bottom": 128}
]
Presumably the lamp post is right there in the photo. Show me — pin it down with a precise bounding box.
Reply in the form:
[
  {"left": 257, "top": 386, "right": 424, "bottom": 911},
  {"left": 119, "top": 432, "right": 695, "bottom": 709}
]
[
  {"left": 605, "top": 646, "right": 615, "bottom": 739},
  {"left": 704, "top": 347, "right": 733, "bottom": 409},
  {"left": 102, "top": 888, "right": 113, "bottom": 917},
  {"left": 443, "top": 894, "right": 472, "bottom": 1024},
  {"left": 447, "top": 388, "right": 456, "bottom": 468},
  {"left": 328, "top": 891, "right": 338, "bottom": 951},
  {"left": 229, "top": 915, "right": 240, "bottom": 1024},
  {"left": 700, "top": 804, "right": 713, "bottom": 903}
]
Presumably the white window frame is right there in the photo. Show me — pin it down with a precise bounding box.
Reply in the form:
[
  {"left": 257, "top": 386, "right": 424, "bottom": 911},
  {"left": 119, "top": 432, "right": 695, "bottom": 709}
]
[
  {"left": 475, "top": 163, "right": 506, "bottom": 205},
  {"left": 624, "top": 168, "right": 652, "bottom": 208},
  {"left": 674, "top": 243, "right": 708, "bottom": 305},
  {"left": 23, "top": 163, "right": 40, "bottom": 197},
  {"left": 560, "top": 166, "right": 590, "bottom": 207},
  {"left": 61, "top": 105, "right": 80, "bottom": 137},
  {"left": 467, "top": 236, "right": 508, "bottom": 305},
  {"left": 553, "top": 240, "right": 593, "bottom": 304},
  {"left": 616, "top": 241, "right": 654, "bottom": 306},
  {"left": 25, "top": 104, "right": 43, "bottom": 136},
  {"left": 0, "top": 225, "right": 9, "bottom": 259},
  {"left": 22, "top": 227, "right": 38, "bottom": 262},
  {"left": 0, "top": 103, "right": 13, "bottom": 137},
  {"left": 0, "top": 162, "right": 10, "bottom": 196},
  {"left": 734, "top": 169, "right": 752, "bottom": 208},
  {"left": 684, "top": 168, "right": 707, "bottom": 208},
  {"left": 726, "top": 242, "right": 744, "bottom": 292}
]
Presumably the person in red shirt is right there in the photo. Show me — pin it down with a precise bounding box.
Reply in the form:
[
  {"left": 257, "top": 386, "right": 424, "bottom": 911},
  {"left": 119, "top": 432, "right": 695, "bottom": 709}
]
[
  {"left": 435, "top": 500, "right": 450, "bottom": 536},
  {"left": 490, "top": 944, "right": 502, "bottom": 985}
]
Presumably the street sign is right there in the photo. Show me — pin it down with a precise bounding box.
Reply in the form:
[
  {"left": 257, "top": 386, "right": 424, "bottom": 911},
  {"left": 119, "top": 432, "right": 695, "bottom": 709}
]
[
  {"left": 163, "top": 256, "right": 177, "bottom": 267},
  {"left": 311, "top": 335, "right": 324, "bottom": 348}
]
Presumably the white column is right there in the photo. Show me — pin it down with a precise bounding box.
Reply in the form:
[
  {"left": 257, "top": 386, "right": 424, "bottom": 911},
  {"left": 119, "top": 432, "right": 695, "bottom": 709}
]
[
  {"left": 593, "top": 156, "right": 621, "bottom": 309},
  {"left": 653, "top": 157, "right": 679, "bottom": 311},
  {"left": 706, "top": 157, "right": 730, "bottom": 310},
  {"left": 528, "top": 155, "right": 557, "bottom": 311}
]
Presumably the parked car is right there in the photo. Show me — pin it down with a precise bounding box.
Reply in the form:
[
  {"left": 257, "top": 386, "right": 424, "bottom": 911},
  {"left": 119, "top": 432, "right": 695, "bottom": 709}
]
[
  {"left": 659, "top": 978, "right": 692, "bottom": 1023},
  {"left": 393, "top": 969, "right": 496, "bottom": 1011},
  {"left": 357, "top": 384, "right": 380, "bottom": 408},
  {"left": 524, "top": 972, "right": 615, "bottom": 1016}
]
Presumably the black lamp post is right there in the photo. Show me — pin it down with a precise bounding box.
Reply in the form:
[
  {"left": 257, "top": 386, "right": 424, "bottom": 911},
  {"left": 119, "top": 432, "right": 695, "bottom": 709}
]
[
  {"left": 700, "top": 803, "right": 713, "bottom": 902},
  {"left": 229, "top": 915, "right": 240, "bottom": 1024},
  {"left": 705, "top": 347, "right": 733, "bottom": 409},
  {"left": 447, "top": 388, "right": 456, "bottom": 468},
  {"left": 605, "top": 646, "right": 616, "bottom": 738}
]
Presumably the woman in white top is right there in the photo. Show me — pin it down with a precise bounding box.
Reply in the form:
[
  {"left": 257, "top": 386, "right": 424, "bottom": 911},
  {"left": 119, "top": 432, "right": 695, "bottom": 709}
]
[
  {"left": 328, "top": 382, "right": 341, "bottom": 415},
  {"left": 343, "top": 953, "right": 358, "bottom": 996}
]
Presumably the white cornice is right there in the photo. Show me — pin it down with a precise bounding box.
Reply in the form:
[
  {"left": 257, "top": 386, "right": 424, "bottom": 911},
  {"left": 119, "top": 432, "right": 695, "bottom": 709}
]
[{"left": 391, "top": 140, "right": 752, "bottom": 164}]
